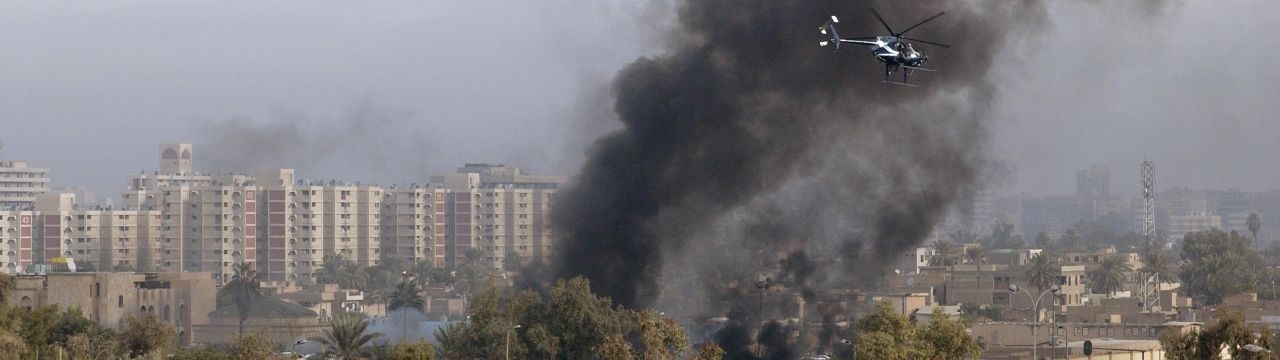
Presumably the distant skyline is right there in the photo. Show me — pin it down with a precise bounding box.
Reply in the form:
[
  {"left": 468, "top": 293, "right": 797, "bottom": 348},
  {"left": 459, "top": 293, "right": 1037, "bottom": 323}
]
[{"left": 1, "top": 1, "right": 1276, "bottom": 198}]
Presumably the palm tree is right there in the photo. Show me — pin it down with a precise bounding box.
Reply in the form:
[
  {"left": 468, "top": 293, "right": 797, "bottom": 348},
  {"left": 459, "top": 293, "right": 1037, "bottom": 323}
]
[
  {"left": 1088, "top": 255, "right": 1132, "bottom": 296},
  {"left": 388, "top": 278, "right": 425, "bottom": 342},
  {"left": 1140, "top": 249, "right": 1175, "bottom": 284},
  {"left": 928, "top": 240, "right": 959, "bottom": 267},
  {"left": 1025, "top": 253, "right": 1061, "bottom": 296},
  {"left": 221, "top": 262, "right": 261, "bottom": 335},
  {"left": 964, "top": 247, "right": 985, "bottom": 265},
  {"left": 1248, "top": 213, "right": 1263, "bottom": 250},
  {"left": 363, "top": 269, "right": 401, "bottom": 314},
  {"left": 315, "top": 312, "right": 383, "bottom": 359},
  {"left": 315, "top": 253, "right": 361, "bottom": 288}
]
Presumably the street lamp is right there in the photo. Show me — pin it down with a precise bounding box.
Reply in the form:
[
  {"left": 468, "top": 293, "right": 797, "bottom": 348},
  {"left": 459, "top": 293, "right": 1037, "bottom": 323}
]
[
  {"left": 505, "top": 324, "right": 522, "bottom": 360},
  {"left": 755, "top": 274, "right": 773, "bottom": 357},
  {"left": 1008, "top": 283, "right": 1059, "bottom": 360},
  {"left": 400, "top": 271, "right": 412, "bottom": 343}
]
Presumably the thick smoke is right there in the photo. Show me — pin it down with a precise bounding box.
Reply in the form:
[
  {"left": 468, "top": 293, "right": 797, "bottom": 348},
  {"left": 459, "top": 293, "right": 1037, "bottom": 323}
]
[
  {"left": 554, "top": 0, "right": 1049, "bottom": 309},
  {"left": 192, "top": 100, "right": 435, "bottom": 183}
]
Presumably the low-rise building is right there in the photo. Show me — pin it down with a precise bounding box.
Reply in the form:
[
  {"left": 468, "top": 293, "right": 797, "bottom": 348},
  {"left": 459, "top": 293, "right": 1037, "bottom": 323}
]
[{"left": 5, "top": 271, "right": 215, "bottom": 345}]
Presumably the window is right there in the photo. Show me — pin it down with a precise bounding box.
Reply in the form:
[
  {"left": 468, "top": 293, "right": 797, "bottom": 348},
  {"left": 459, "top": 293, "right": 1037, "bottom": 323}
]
[{"left": 118, "top": 295, "right": 124, "bottom": 307}]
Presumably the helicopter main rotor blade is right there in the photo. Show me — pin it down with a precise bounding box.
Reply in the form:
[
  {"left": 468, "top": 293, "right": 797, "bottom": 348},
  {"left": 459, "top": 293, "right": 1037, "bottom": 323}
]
[
  {"left": 868, "top": 8, "right": 896, "bottom": 35},
  {"left": 900, "top": 36, "right": 950, "bottom": 48},
  {"left": 897, "top": 12, "right": 946, "bottom": 36}
]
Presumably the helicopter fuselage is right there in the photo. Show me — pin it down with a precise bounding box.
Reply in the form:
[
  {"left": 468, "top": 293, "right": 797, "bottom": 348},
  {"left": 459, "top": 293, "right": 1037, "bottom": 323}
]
[{"left": 866, "top": 36, "right": 927, "bottom": 67}]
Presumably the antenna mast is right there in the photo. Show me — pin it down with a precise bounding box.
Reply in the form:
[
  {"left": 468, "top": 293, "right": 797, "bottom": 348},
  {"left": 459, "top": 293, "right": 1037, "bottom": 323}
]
[{"left": 1140, "top": 160, "right": 1157, "bottom": 312}]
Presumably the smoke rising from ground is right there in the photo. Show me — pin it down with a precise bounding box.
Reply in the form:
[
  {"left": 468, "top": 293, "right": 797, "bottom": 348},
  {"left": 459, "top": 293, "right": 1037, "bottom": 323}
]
[
  {"left": 193, "top": 100, "right": 435, "bottom": 184},
  {"left": 554, "top": 0, "right": 1048, "bottom": 309}
]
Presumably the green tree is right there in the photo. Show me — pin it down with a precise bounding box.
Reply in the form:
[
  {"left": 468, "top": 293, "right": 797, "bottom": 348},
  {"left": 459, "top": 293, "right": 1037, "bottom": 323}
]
[
  {"left": 457, "top": 247, "right": 489, "bottom": 296},
  {"left": 0, "top": 273, "right": 13, "bottom": 304},
  {"left": 1161, "top": 310, "right": 1274, "bottom": 360},
  {"left": 1139, "top": 248, "right": 1175, "bottom": 284},
  {"left": 315, "top": 312, "right": 383, "bottom": 360},
  {"left": 694, "top": 341, "right": 725, "bottom": 360},
  {"left": 1179, "top": 230, "right": 1258, "bottom": 305},
  {"left": 170, "top": 345, "right": 236, "bottom": 360},
  {"left": 854, "top": 332, "right": 913, "bottom": 360},
  {"left": 928, "top": 240, "right": 959, "bottom": 267},
  {"left": 1034, "top": 231, "right": 1055, "bottom": 254},
  {"left": 219, "top": 262, "right": 261, "bottom": 335},
  {"left": 598, "top": 334, "right": 634, "bottom": 360},
  {"left": 388, "top": 340, "right": 436, "bottom": 360},
  {"left": 989, "top": 223, "right": 1016, "bottom": 248},
  {"left": 388, "top": 278, "right": 424, "bottom": 342},
  {"left": 920, "top": 311, "right": 982, "bottom": 359},
  {"left": 1025, "top": 254, "right": 1061, "bottom": 295},
  {"left": 1248, "top": 212, "right": 1263, "bottom": 249},
  {"left": 120, "top": 314, "right": 176, "bottom": 358},
  {"left": 231, "top": 331, "right": 282, "bottom": 360},
  {"left": 855, "top": 301, "right": 926, "bottom": 359},
  {"left": 434, "top": 277, "right": 685, "bottom": 360},
  {"left": 638, "top": 310, "right": 689, "bottom": 360},
  {"left": 364, "top": 267, "right": 402, "bottom": 312},
  {"left": 963, "top": 246, "right": 984, "bottom": 265},
  {"left": 315, "top": 253, "right": 360, "bottom": 288},
  {"left": 15, "top": 305, "right": 60, "bottom": 356},
  {"left": 1088, "top": 254, "right": 1132, "bottom": 296}
]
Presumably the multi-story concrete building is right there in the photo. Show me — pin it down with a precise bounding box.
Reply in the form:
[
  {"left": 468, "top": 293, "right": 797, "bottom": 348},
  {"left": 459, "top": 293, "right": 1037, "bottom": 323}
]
[
  {"left": 119, "top": 144, "right": 258, "bottom": 282},
  {"left": 380, "top": 185, "right": 443, "bottom": 265},
  {"left": 28, "top": 193, "right": 163, "bottom": 272},
  {"left": 323, "top": 185, "right": 381, "bottom": 267},
  {"left": 1168, "top": 211, "right": 1222, "bottom": 243},
  {"left": 257, "top": 169, "right": 385, "bottom": 284},
  {"left": 431, "top": 163, "right": 564, "bottom": 270},
  {"left": 0, "top": 211, "right": 35, "bottom": 273},
  {"left": 1077, "top": 165, "right": 1112, "bottom": 198},
  {"left": 0, "top": 160, "right": 50, "bottom": 210}
]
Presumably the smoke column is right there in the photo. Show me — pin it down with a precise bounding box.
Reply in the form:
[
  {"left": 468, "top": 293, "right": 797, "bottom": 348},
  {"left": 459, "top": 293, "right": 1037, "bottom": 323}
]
[{"left": 554, "top": 0, "right": 1052, "bottom": 309}]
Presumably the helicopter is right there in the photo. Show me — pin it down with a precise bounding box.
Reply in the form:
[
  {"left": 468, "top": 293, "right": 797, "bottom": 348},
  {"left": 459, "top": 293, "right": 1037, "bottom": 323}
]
[{"left": 819, "top": 9, "right": 950, "bottom": 86}]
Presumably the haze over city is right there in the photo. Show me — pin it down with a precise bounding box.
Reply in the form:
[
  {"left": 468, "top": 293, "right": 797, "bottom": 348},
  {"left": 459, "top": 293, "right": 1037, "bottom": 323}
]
[
  {"left": 1, "top": 1, "right": 1279, "bottom": 359},
  {"left": 1, "top": 1, "right": 1276, "bottom": 197}
]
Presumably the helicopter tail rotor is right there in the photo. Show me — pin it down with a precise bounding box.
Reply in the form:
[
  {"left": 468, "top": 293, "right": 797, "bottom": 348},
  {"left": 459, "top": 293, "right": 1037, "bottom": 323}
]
[{"left": 818, "top": 15, "right": 842, "bottom": 51}]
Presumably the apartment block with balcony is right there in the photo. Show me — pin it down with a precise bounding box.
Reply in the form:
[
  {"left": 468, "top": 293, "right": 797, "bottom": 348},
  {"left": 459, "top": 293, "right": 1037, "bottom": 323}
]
[
  {"left": 431, "top": 163, "right": 564, "bottom": 271},
  {"left": 0, "top": 211, "right": 35, "bottom": 273},
  {"left": 0, "top": 160, "right": 50, "bottom": 210},
  {"left": 380, "top": 186, "right": 443, "bottom": 265}
]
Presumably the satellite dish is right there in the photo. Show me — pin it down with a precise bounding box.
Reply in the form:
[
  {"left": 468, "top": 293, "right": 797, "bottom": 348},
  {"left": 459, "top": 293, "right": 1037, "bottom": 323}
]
[{"left": 67, "top": 259, "right": 77, "bottom": 272}]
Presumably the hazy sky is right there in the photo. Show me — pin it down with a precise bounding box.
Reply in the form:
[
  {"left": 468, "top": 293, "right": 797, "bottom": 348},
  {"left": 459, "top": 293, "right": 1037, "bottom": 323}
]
[{"left": 0, "top": 1, "right": 1276, "bottom": 199}]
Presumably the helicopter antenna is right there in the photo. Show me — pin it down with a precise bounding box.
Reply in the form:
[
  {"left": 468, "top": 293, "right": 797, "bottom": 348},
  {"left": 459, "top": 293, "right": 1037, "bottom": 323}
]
[{"left": 868, "top": 8, "right": 896, "bottom": 35}]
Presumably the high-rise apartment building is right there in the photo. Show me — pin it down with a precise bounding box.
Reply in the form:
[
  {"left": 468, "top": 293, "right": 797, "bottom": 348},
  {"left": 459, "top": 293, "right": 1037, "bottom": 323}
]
[
  {"left": 0, "top": 211, "right": 35, "bottom": 273},
  {"left": 0, "top": 160, "right": 50, "bottom": 210},
  {"left": 325, "top": 185, "right": 381, "bottom": 267},
  {"left": 257, "top": 169, "right": 384, "bottom": 283},
  {"left": 119, "top": 144, "right": 257, "bottom": 282},
  {"left": 431, "top": 164, "right": 564, "bottom": 270},
  {"left": 1077, "top": 165, "right": 1112, "bottom": 198},
  {"left": 380, "top": 186, "right": 445, "bottom": 266},
  {"left": 29, "top": 193, "right": 163, "bottom": 272}
]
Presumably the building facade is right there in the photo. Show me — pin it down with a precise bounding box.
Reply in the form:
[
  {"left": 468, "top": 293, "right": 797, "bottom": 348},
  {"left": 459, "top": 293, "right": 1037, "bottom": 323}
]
[{"left": 0, "top": 160, "right": 50, "bottom": 211}]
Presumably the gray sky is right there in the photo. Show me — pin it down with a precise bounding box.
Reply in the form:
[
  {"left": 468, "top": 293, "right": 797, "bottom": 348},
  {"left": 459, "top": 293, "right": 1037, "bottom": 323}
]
[{"left": 0, "top": 1, "right": 1276, "bottom": 198}]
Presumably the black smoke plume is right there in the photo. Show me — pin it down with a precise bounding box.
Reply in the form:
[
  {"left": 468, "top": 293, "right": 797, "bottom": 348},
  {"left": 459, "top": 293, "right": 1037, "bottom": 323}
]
[{"left": 555, "top": 0, "right": 1049, "bottom": 310}]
